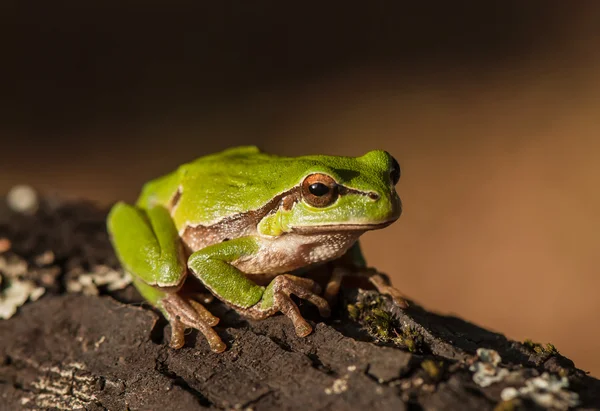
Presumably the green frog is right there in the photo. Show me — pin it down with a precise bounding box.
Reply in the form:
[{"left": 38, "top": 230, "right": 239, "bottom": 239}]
[{"left": 107, "top": 146, "right": 406, "bottom": 352}]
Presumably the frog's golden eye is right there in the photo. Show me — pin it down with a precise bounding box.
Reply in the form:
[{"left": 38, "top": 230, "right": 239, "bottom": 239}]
[
  {"left": 390, "top": 156, "right": 401, "bottom": 186},
  {"left": 301, "top": 173, "right": 339, "bottom": 208}
]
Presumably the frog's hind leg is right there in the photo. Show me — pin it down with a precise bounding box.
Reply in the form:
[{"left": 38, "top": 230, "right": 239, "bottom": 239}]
[
  {"left": 132, "top": 276, "right": 226, "bottom": 352},
  {"left": 161, "top": 293, "right": 226, "bottom": 352},
  {"left": 108, "top": 202, "right": 225, "bottom": 351},
  {"left": 240, "top": 274, "right": 331, "bottom": 337}
]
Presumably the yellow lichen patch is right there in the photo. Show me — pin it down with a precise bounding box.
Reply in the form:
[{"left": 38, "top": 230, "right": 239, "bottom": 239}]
[
  {"left": 493, "top": 399, "right": 517, "bottom": 411},
  {"left": 392, "top": 327, "right": 422, "bottom": 353},
  {"left": 421, "top": 359, "right": 443, "bottom": 380},
  {"left": 523, "top": 339, "right": 559, "bottom": 360}
]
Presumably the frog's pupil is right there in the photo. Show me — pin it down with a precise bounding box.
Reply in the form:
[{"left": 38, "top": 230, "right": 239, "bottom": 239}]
[{"left": 309, "top": 183, "right": 329, "bottom": 196}]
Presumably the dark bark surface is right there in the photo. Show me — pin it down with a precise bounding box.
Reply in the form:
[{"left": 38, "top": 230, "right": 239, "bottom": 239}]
[{"left": 0, "top": 197, "right": 598, "bottom": 411}]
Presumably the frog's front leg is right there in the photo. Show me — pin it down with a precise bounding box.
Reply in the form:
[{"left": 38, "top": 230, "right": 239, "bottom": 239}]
[
  {"left": 107, "top": 203, "right": 226, "bottom": 352},
  {"left": 188, "top": 238, "right": 331, "bottom": 337},
  {"left": 324, "top": 241, "right": 409, "bottom": 308},
  {"left": 240, "top": 274, "right": 331, "bottom": 336}
]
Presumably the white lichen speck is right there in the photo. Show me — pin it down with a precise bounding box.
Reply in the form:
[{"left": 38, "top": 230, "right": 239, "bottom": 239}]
[
  {"left": 66, "top": 265, "right": 131, "bottom": 296},
  {"left": 469, "top": 348, "right": 509, "bottom": 387},
  {"left": 0, "top": 279, "right": 46, "bottom": 319},
  {"left": 20, "top": 361, "right": 98, "bottom": 410},
  {"left": 324, "top": 377, "right": 349, "bottom": 395},
  {"left": 0, "top": 255, "right": 46, "bottom": 319},
  {"left": 501, "top": 372, "right": 579, "bottom": 410}
]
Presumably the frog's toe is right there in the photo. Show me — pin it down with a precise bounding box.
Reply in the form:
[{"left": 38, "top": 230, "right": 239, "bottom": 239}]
[
  {"left": 189, "top": 299, "right": 220, "bottom": 327},
  {"left": 277, "top": 274, "right": 331, "bottom": 318},
  {"left": 161, "top": 293, "right": 226, "bottom": 352},
  {"left": 169, "top": 319, "right": 186, "bottom": 350},
  {"left": 368, "top": 274, "right": 409, "bottom": 309},
  {"left": 192, "top": 292, "right": 215, "bottom": 305},
  {"left": 295, "top": 320, "right": 313, "bottom": 337},
  {"left": 323, "top": 266, "right": 346, "bottom": 306},
  {"left": 274, "top": 291, "right": 313, "bottom": 337},
  {"left": 389, "top": 290, "right": 409, "bottom": 309},
  {"left": 268, "top": 274, "right": 331, "bottom": 336},
  {"left": 236, "top": 274, "right": 331, "bottom": 338},
  {"left": 279, "top": 274, "right": 322, "bottom": 295}
]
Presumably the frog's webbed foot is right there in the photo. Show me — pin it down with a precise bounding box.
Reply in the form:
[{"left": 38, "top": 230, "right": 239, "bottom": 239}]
[
  {"left": 324, "top": 266, "right": 409, "bottom": 309},
  {"left": 161, "top": 293, "right": 226, "bottom": 352},
  {"left": 241, "top": 274, "right": 331, "bottom": 338}
]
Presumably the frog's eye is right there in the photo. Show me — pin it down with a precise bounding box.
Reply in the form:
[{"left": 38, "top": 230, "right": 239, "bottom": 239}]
[
  {"left": 390, "top": 156, "right": 401, "bottom": 186},
  {"left": 301, "top": 173, "right": 339, "bottom": 207}
]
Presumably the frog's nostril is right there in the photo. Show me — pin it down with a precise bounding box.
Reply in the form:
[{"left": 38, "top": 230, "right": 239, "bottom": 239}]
[{"left": 368, "top": 192, "right": 380, "bottom": 201}]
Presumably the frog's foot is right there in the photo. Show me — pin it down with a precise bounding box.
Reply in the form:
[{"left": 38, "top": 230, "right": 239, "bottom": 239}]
[
  {"left": 190, "top": 292, "right": 214, "bottom": 305},
  {"left": 324, "top": 266, "right": 409, "bottom": 309},
  {"left": 241, "top": 274, "right": 331, "bottom": 338},
  {"left": 161, "top": 293, "right": 226, "bottom": 352}
]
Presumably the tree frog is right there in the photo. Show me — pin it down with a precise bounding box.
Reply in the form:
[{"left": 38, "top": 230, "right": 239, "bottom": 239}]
[{"left": 107, "top": 146, "right": 406, "bottom": 352}]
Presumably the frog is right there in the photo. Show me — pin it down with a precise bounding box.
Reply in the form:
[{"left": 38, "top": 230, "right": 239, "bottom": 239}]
[{"left": 107, "top": 146, "right": 406, "bottom": 353}]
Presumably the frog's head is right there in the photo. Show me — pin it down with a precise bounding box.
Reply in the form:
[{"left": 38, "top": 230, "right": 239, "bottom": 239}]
[{"left": 262, "top": 150, "right": 402, "bottom": 235}]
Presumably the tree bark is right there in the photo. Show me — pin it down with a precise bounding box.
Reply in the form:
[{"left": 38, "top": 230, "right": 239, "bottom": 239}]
[{"left": 0, "top": 197, "right": 598, "bottom": 410}]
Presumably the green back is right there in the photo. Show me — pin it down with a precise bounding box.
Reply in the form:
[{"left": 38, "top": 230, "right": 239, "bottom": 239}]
[{"left": 137, "top": 146, "right": 393, "bottom": 230}]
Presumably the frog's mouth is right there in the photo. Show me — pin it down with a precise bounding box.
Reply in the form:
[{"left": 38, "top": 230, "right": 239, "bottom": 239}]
[{"left": 290, "top": 218, "right": 398, "bottom": 235}]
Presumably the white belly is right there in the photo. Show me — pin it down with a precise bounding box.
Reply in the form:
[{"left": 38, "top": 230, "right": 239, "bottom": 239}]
[{"left": 232, "top": 232, "right": 362, "bottom": 275}]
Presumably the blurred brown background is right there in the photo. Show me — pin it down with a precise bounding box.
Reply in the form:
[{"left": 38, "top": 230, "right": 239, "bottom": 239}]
[{"left": 1, "top": 2, "right": 599, "bottom": 375}]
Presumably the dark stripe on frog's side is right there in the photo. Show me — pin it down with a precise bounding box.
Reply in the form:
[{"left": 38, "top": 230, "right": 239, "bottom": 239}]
[
  {"left": 168, "top": 187, "right": 183, "bottom": 212},
  {"left": 180, "top": 187, "right": 301, "bottom": 252},
  {"left": 337, "top": 185, "right": 380, "bottom": 200},
  {"left": 177, "top": 181, "right": 375, "bottom": 253}
]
